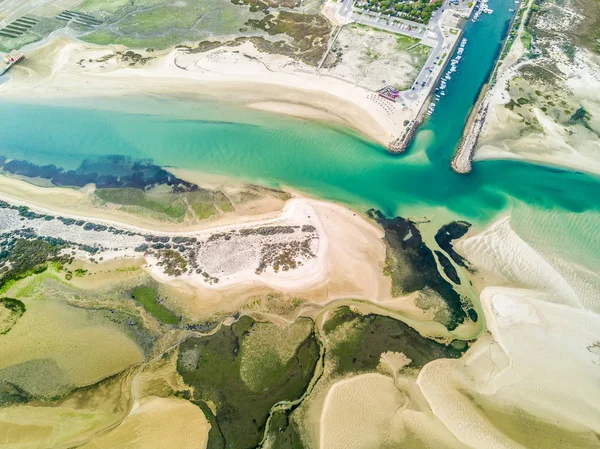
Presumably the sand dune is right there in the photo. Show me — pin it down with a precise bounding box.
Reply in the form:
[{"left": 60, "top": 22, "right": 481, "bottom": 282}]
[
  {"left": 80, "top": 396, "right": 210, "bottom": 449},
  {"left": 317, "top": 373, "right": 469, "bottom": 449}
]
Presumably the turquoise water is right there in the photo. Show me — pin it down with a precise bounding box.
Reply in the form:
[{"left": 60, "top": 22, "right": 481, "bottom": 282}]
[{"left": 1, "top": 0, "right": 599, "bottom": 229}]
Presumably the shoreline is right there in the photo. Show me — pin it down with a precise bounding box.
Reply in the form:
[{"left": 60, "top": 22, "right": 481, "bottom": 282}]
[
  {"left": 0, "top": 173, "right": 392, "bottom": 303},
  {"left": 451, "top": 0, "right": 532, "bottom": 174},
  {"left": 0, "top": 37, "right": 396, "bottom": 147}
]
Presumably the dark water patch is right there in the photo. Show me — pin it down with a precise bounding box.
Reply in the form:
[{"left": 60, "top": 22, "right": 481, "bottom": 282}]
[
  {"left": 323, "top": 306, "right": 468, "bottom": 375},
  {"left": 0, "top": 154, "right": 197, "bottom": 191},
  {"left": 177, "top": 316, "right": 319, "bottom": 449},
  {"left": 367, "top": 209, "right": 472, "bottom": 330},
  {"left": 435, "top": 250, "right": 461, "bottom": 285},
  {"left": 468, "top": 308, "right": 478, "bottom": 322},
  {"left": 0, "top": 358, "right": 75, "bottom": 400},
  {"left": 434, "top": 220, "right": 471, "bottom": 268},
  {"left": 0, "top": 380, "right": 33, "bottom": 406}
]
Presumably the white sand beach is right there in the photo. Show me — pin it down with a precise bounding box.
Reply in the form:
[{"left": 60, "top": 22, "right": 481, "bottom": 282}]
[{"left": 0, "top": 36, "right": 417, "bottom": 146}]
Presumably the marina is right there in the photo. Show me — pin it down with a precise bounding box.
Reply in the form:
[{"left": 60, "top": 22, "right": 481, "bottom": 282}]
[
  {"left": 428, "top": 37, "right": 467, "bottom": 116},
  {"left": 472, "top": 0, "right": 494, "bottom": 22},
  {"left": 0, "top": 0, "right": 573, "bottom": 225}
]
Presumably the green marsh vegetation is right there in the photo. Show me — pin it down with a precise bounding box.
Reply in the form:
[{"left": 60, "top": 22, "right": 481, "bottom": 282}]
[
  {"left": 265, "top": 410, "right": 305, "bottom": 449},
  {"left": 177, "top": 316, "right": 320, "bottom": 449},
  {"left": 95, "top": 187, "right": 231, "bottom": 222},
  {"left": 75, "top": 0, "right": 330, "bottom": 59},
  {"left": 323, "top": 306, "right": 467, "bottom": 376},
  {"left": 78, "top": 0, "right": 263, "bottom": 49},
  {"left": 244, "top": 11, "right": 332, "bottom": 65},
  {"left": 0, "top": 18, "right": 64, "bottom": 53},
  {"left": 131, "top": 286, "right": 180, "bottom": 324}
]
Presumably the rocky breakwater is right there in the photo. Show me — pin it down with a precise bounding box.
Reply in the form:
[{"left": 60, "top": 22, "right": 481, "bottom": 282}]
[
  {"left": 388, "top": 118, "right": 423, "bottom": 154},
  {"left": 451, "top": 93, "right": 489, "bottom": 174}
]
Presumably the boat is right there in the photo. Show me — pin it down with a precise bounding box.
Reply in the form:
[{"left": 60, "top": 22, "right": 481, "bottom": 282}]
[{"left": 1, "top": 52, "right": 25, "bottom": 76}]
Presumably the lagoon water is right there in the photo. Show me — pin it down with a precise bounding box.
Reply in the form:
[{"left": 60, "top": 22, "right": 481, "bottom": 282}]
[{"left": 1, "top": 0, "right": 599, "bottom": 239}]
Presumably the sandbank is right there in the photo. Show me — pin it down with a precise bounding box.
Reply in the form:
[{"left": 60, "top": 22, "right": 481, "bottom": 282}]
[
  {"left": 0, "top": 37, "right": 398, "bottom": 146},
  {"left": 415, "top": 214, "right": 600, "bottom": 448},
  {"left": 0, "top": 176, "right": 394, "bottom": 314}
]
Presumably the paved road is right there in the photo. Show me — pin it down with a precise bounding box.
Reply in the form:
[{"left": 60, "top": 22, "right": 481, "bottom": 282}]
[
  {"left": 332, "top": 0, "right": 465, "bottom": 106},
  {"left": 403, "top": 10, "right": 447, "bottom": 101},
  {"left": 338, "top": 0, "right": 354, "bottom": 20}
]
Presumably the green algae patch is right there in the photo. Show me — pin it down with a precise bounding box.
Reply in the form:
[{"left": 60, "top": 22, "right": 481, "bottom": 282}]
[
  {"left": 324, "top": 306, "right": 466, "bottom": 376},
  {"left": 95, "top": 187, "right": 228, "bottom": 222},
  {"left": 0, "top": 298, "right": 25, "bottom": 334},
  {"left": 367, "top": 210, "right": 477, "bottom": 330},
  {"left": 131, "top": 286, "right": 180, "bottom": 325},
  {"left": 177, "top": 316, "right": 319, "bottom": 449}
]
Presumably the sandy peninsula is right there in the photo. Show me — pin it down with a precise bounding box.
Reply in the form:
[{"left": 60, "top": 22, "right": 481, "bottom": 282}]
[
  {"left": 466, "top": 0, "right": 600, "bottom": 176},
  {"left": 0, "top": 174, "right": 391, "bottom": 309}
]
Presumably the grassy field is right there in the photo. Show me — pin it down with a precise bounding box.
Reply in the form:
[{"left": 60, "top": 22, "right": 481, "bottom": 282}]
[
  {"left": 177, "top": 316, "right": 319, "bottom": 448},
  {"left": 78, "top": 0, "right": 264, "bottom": 49},
  {"left": 131, "top": 286, "right": 180, "bottom": 325},
  {"left": 95, "top": 187, "right": 226, "bottom": 222}
]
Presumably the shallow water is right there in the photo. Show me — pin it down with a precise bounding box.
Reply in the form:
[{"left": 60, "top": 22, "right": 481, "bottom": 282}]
[{"left": 1, "top": 0, "right": 599, "bottom": 242}]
